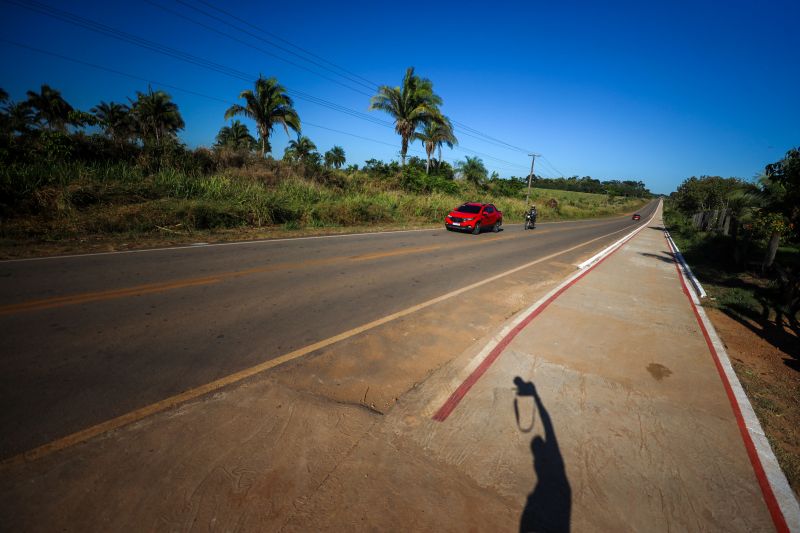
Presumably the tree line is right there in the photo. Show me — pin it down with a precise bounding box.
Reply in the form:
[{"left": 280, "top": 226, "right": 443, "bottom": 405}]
[
  {"left": 519, "top": 175, "right": 650, "bottom": 197},
  {"left": 1, "top": 68, "right": 653, "bottom": 198},
  {"left": 669, "top": 148, "right": 800, "bottom": 272},
  {"left": 0, "top": 67, "right": 463, "bottom": 175}
]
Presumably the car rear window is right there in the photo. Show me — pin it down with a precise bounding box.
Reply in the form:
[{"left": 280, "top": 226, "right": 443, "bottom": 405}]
[{"left": 456, "top": 204, "right": 482, "bottom": 214}]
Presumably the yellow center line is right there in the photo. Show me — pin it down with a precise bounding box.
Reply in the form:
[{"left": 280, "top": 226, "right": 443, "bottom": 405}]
[
  {"left": 0, "top": 221, "right": 637, "bottom": 470},
  {"left": 0, "top": 219, "right": 616, "bottom": 316}
]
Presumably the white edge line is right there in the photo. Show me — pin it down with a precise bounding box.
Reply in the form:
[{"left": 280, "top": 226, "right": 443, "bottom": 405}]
[
  {"left": 425, "top": 201, "right": 661, "bottom": 415},
  {"left": 1, "top": 204, "right": 657, "bottom": 264},
  {"left": 1, "top": 219, "right": 653, "bottom": 468},
  {"left": 664, "top": 231, "right": 707, "bottom": 299},
  {"left": 667, "top": 230, "right": 800, "bottom": 530},
  {"left": 0, "top": 226, "right": 438, "bottom": 263},
  {"left": 576, "top": 199, "right": 661, "bottom": 269},
  {"left": 424, "top": 264, "right": 587, "bottom": 416}
]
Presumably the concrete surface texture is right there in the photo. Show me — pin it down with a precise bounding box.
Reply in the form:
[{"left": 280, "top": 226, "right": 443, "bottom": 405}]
[
  {"left": 0, "top": 203, "right": 658, "bottom": 460},
  {"left": 1, "top": 203, "right": 791, "bottom": 532}
]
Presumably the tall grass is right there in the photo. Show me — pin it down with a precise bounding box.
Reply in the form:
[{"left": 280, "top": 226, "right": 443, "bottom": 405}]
[{"left": 1, "top": 160, "right": 648, "bottom": 239}]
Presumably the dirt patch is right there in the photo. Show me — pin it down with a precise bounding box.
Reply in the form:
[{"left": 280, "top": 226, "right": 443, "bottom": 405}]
[
  {"left": 705, "top": 307, "right": 800, "bottom": 497},
  {"left": 646, "top": 363, "right": 672, "bottom": 381}
]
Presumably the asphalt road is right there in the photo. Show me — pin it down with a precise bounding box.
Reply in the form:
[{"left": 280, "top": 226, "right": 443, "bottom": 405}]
[{"left": 0, "top": 201, "right": 657, "bottom": 459}]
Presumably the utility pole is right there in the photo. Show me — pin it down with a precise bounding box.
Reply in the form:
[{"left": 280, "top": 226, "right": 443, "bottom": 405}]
[{"left": 525, "top": 153, "right": 539, "bottom": 205}]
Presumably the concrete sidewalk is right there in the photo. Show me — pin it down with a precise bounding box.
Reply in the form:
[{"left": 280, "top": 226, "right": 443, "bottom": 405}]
[
  {"left": 2, "top": 206, "right": 795, "bottom": 532},
  {"left": 384, "top": 206, "right": 789, "bottom": 531}
]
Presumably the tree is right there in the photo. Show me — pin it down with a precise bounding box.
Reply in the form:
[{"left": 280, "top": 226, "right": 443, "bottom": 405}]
[
  {"left": 215, "top": 120, "right": 256, "bottom": 151},
  {"left": 324, "top": 145, "right": 346, "bottom": 169},
  {"left": 370, "top": 67, "right": 442, "bottom": 166},
  {"left": 765, "top": 147, "right": 800, "bottom": 241},
  {"left": 91, "top": 101, "right": 133, "bottom": 145},
  {"left": 456, "top": 156, "right": 488, "bottom": 187},
  {"left": 673, "top": 176, "right": 742, "bottom": 213},
  {"left": 0, "top": 89, "right": 37, "bottom": 137},
  {"left": 414, "top": 116, "right": 457, "bottom": 173},
  {"left": 129, "top": 88, "right": 184, "bottom": 146},
  {"left": 225, "top": 76, "right": 300, "bottom": 158},
  {"left": 24, "top": 84, "right": 74, "bottom": 132},
  {"left": 756, "top": 154, "right": 797, "bottom": 271},
  {"left": 283, "top": 135, "right": 318, "bottom": 164}
]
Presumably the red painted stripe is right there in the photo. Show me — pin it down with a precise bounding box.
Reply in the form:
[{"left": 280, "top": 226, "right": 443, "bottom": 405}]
[
  {"left": 664, "top": 232, "right": 789, "bottom": 533},
  {"left": 432, "top": 226, "right": 644, "bottom": 422}
]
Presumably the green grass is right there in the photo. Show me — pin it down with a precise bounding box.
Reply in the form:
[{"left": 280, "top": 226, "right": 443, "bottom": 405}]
[
  {"left": 666, "top": 204, "right": 800, "bottom": 495},
  {"left": 0, "top": 160, "right": 648, "bottom": 242}
]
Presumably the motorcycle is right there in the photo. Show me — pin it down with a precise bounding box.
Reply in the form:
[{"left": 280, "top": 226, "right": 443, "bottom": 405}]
[{"left": 524, "top": 211, "right": 537, "bottom": 230}]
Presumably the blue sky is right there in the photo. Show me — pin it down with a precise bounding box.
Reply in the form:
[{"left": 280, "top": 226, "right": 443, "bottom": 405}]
[{"left": 1, "top": 0, "right": 798, "bottom": 194}]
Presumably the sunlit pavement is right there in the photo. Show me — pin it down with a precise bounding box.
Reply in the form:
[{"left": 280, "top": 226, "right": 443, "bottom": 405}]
[
  {"left": 1, "top": 202, "right": 789, "bottom": 531},
  {"left": 385, "top": 204, "right": 782, "bottom": 532}
]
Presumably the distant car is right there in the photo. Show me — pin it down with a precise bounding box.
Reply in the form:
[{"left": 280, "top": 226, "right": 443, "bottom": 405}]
[
  {"left": 445, "top": 202, "right": 503, "bottom": 234},
  {"left": 632, "top": 213, "right": 641, "bottom": 220}
]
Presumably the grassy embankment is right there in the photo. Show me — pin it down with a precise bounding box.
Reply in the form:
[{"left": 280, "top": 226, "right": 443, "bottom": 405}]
[
  {"left": 664, "top": 205, "right": 799, "bottom": 494},
  {"left": 0, "top": 160, "right": 647, "bottom": 257}
]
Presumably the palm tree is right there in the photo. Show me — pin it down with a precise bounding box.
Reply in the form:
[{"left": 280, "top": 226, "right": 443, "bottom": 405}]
[
  {"left": 370, "top": 67, "right": 442, "bottom": 166},
  {"left": 215, "top": 120, "right": 256, "bottom": 151},
  {"left": 415, "top": 116, "right": 457, "bottom": 173},
  {"left": 4, "top": 102, "right": 35, "bottom": 135},
  {"left": 25, "top": 84, "right": 74, "bottom": 132},
  {"left": 92, "top": 101, "right": 133, "bottom": 145},
  {"left": 225, "top": 76, "right": 300, "bottom": 158},
  {"left": 324, "top": 145, "right": 346, "bottom": 169},
  {"left": 284, "top": 135, "right": 317, "bottom": 163},
  {"left": 129, "top": 88, "right": 184, "bottom": 146},
  {"left": 456, "top": 156, "right": 488, "bottom": 187}
]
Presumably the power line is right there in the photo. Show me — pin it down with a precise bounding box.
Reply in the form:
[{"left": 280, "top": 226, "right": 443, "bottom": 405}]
[
  {"left": 143, "top": 0, "right": 376, "bottom": 97},
  {"left": 170, "top": 0, "right": 544, "bottom": 160},
  {"left": 0, "top": 38, "right": 420, "bottom": 159},
  {"left": 4, "top": 0, "right": 392, "bottom": 127},
  {"left": 3, "top": 0, "right": 534, "bottom": 172},
  {"left": 143, "top": 0, "right": 536, "bottom": 164},
  {"left": 540, "top": 155, "right": 567, "bottom": 177},
  {"left": 194, "top": 0, "right": 380, "bottom": 91},
  {"left": 0, "top": 38, "right": 232, "bottom": 104}
]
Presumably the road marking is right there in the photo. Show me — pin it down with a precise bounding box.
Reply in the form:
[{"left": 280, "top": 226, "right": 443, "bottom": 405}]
[
  {"left": 0, "top": 221, "right": 642, "bottom": 469},
  {"left": 0, "top": 220, "right": 616, "bottom": 316},
  {"left": 665, "top": 230, "right": 797, "bottom": 533},
  {"left": 0, "top": 276, "right": 224, "bottom": 315},
  {"left": 0, "top": 227, "right": 440, "bottom": 263},
  {"left": 431, "top": 201, "right": 660, "bottom": 421},
  {"left": 349, "top": 244, "right": 443, "bottom": 261},
  {"left": 0, "top": 204, "right": 654, "bottom": 264}
]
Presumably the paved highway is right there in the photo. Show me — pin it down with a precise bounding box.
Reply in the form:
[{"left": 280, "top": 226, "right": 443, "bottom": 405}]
[{"left": 0, "top": 201, "right": 657, "bottom": 459}]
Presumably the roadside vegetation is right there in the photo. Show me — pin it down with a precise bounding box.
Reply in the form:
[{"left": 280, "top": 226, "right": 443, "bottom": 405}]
[
  {"left": 664, "top": 148, "right": 799, "bottom": 494},
  {"left": 0, "top": 74, "right": 650, "bottom": 257}
]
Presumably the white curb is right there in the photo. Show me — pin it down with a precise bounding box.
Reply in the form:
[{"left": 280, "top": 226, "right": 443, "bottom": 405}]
[
  {"left": 667, "top": 230, "right": 800, "bottom": 531},
  {"left": 664, "top": 230, "right": 707, "bottom": 299},
  {"left": 576, "top": 200, "right": 661, "bottom": 270}
]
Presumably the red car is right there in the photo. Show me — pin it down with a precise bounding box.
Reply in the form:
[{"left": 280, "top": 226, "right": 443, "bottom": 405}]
[
  {"left": 632, "top": 213, "right": 641, "bottom": 220},
  {"left": 445, "top": 202, "right": 503, "bottom": 234}
]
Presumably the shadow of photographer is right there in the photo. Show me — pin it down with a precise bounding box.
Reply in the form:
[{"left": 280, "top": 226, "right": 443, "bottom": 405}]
[{"left": 514, "top": 376, "right": 572, "bottom": 533}]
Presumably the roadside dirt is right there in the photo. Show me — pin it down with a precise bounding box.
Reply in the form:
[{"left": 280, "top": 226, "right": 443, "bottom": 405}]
[
  {"left": 0, "top": 208, "right": 648, "bottom": 260},
  {"left": 0, "top": 223, "right": 440, "bottom": 260},
  {"left": 705, "top": 307, "right": 800, "bottom": 498}
]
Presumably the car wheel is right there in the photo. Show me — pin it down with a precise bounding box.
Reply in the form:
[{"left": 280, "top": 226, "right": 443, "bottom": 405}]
[
  {"left": 492, "top": 220, "right": 501, "bottom": 232},
  {"left": 472, "top": 222, "right": 481, "bottom": 235}
]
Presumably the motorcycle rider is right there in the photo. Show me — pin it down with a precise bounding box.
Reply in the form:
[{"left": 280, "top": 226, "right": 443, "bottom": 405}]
[{"left": 526, "top": 204, "right": 538, "bottom": 229}]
